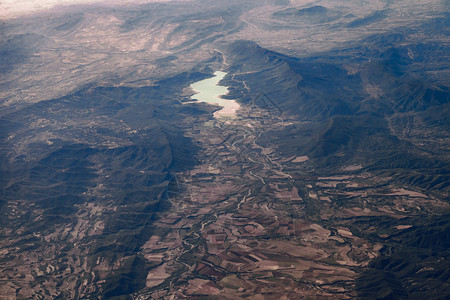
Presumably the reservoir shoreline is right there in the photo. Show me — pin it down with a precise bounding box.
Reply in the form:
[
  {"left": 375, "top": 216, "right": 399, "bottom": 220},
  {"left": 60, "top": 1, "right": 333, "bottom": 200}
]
[{"left": 189, "top": 71, "right": 240, "bottom": 118}]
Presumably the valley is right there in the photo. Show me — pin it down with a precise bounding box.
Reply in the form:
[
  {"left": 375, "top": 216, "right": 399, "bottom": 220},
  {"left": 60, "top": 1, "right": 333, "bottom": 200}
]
[
  {"left": 134, "top": 81, "right": 449, "bottom": 298},
  {"left": 0, "top": 0, "right": 449, "bottom": 299}
]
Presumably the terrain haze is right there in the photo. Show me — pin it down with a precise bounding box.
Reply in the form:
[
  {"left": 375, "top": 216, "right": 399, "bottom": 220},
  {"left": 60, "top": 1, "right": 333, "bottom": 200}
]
[
  {"left": 0, "top": 0, "right": 192, "bottom": 19},
  {"left": 0, "top": 0, "right": 449, "bottom": 299}
]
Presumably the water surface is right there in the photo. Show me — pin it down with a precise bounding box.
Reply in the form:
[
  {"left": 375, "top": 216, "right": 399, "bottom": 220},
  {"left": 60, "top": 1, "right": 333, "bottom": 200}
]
[{"left": 190, "top": 71, "right": 239, "bottom": 118}]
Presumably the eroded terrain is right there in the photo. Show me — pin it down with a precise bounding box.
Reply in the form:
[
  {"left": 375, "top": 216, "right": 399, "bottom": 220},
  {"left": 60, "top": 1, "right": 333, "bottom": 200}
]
[
  {"left": 1, "top": 0, "right": 449, "bottom": 299},
  {"left": 135, "top": 101, "right": 448, "bottom": 299}
]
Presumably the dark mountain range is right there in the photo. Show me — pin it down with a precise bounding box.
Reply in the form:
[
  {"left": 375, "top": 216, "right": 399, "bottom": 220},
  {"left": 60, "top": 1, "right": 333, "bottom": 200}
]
[
  {"left": 356, "top": 213, "right": 450, "bottom": 299},
  {"left": 0, "top": 69, "right": 215, "bottom": 297},
  {"left": 225, "top": 39, "right": 449, "bottom": 196},
  {"left": 0, "top": 0, "right": 448, "bottom": 298},
  {"left": 221, "top": 36, "right": 449, "bottom": 298}
]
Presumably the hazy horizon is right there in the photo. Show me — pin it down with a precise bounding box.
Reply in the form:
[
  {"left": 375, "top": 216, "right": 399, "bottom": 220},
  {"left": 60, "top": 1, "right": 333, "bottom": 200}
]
[{"left": 0, "top": 0, "right": 192, "bottom": 19}]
